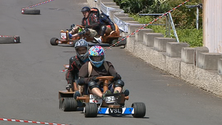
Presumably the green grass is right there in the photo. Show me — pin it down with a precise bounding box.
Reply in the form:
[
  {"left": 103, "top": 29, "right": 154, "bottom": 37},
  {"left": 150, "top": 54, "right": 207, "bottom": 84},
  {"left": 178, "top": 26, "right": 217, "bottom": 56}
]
[{"left": 131, "top": 14, "right": 203, "bottom": 47}]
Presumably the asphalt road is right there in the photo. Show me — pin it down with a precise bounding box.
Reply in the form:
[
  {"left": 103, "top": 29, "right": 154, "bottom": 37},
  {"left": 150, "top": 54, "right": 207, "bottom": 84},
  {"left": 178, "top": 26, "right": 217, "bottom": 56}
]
[{"left": 0, "top": 0, "right": 222, "bottom": 125}]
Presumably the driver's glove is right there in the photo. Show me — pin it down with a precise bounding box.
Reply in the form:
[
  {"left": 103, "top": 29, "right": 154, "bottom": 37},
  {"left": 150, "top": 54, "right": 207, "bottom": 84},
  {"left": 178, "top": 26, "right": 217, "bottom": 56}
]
[
  {"left": 91, "top": 76, "right": 99, "bottom": 82},
  {"left": 66, "top": 84, "right": 72, "bottom": 90},
  {"left": 68, "top": 33, "right": 72, "bottom": 39}
]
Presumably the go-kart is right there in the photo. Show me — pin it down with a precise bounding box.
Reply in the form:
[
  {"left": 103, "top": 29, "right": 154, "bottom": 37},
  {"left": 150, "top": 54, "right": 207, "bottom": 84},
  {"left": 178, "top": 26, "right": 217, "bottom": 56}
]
[
  {"left": 50, "top": 24, "right": 81, "bottom": 46},
  {"left": 58, "top": 64, "right": 80, "bottom": 111},
  {"left": 58, "top": 76, "right": 146, "bottom": 118},
  {"left": 50, "top": 24, "right": 126, "bottom": 47}
]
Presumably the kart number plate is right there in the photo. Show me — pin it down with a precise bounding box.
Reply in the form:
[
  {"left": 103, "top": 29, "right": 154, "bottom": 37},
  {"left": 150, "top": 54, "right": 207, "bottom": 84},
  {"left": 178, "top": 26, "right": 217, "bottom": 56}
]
[
  {"left": 109, "top": 108, "right": 122, "bottom": 114},
  {"left": 61, "top": 33, "right": 66, "bottom": 39}
]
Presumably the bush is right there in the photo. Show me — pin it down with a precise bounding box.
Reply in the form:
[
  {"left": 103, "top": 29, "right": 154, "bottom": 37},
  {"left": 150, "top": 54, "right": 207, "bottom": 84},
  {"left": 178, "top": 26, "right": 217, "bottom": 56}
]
[{"left": 115, "top": 0, "right": 203, "bottom": 47}]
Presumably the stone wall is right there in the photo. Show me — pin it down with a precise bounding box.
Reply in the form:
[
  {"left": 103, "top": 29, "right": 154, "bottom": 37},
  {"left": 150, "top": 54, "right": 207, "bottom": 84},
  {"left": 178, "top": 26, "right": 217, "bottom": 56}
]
[{"left": 87, "top": 0, "right": 222, "bottom": 97}]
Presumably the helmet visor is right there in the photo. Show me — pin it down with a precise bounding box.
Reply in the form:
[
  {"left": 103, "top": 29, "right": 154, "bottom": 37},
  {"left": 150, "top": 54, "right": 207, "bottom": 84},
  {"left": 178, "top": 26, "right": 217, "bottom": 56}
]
[{"left": 90, "top": 56, "right": 104, "bottom": 62}]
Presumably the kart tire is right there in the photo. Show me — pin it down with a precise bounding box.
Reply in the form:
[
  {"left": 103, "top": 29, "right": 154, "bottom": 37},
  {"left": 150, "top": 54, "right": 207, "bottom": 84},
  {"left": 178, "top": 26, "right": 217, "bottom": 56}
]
[
  {"left": 61, "top": 98, "right": 78, "bottom": 111},
  {"left": 21, "top": 8, "right": 40, "bottom": 15},
  {"left": 59, "top": 98, "right": 63, "bottom": 109},
  {"left": 85, "top": 103, "right": 98, "bottom": 117},
  {"left": 50, "top": 37, "right": 58, "bottom": 46},
  {"left": 14, "top": 35, "right": 20, "bottom": 43},
  {"left": 111, "top": 39, "right": 118, "bottom": 47},
  {"left": 0, "top": 36, "right": 20, "bottom": 44},
  {"left": 118, "top": 37, "right": 126, "bottom": 48},
  {"left": 132, "top": 102, "right": 146, "bottom": 118}
]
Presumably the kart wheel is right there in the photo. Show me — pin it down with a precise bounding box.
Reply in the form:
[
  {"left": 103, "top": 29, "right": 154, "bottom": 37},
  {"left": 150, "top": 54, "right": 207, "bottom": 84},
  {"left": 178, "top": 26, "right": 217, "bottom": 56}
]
[
  {"left": 0, "top": 36, "right": 20, "bottom": 44},
  {"left": 61, "top": 98, "right": 78, "bottom": 111},
  {"left": 85, "top": 103, "right": 98, "bottom": 117},
  {"left": 50, "top": 37, "right": 58, "bottom": 46},
  {"left": 132, "top": 102, "right": 146, "bottom": 118},
  {"left": 14, "top": 35, "right": 20, "bottom": 43},
  {"left": 118, "top": 37, "right": 126, "bottom": 48},
  {"left": 21, "top": 8, "right": 40, "bottom": 15},
  {"left": 111, "top": 39, "right": 118, "bottom": 46},
  {"left": 59, "top": 98, "right": 63, "bottom": 109}
]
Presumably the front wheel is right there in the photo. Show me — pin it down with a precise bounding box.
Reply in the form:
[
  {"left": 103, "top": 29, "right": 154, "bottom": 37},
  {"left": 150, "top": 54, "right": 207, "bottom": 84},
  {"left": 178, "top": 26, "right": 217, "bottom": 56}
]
[
  {"left": 132, "top": 102, "right": 146, "bottom": 118},
  {"left": 84, "top": 103, "right": 98, "bottom": 117},
  {"left": 50, "top": 37, "right": 58, "bottom": 45}
]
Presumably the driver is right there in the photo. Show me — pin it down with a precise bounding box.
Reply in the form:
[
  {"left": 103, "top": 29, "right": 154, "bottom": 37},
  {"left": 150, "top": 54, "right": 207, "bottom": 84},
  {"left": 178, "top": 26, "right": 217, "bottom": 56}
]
[
  {"left": 65, "top": 39, "right": 89, "bottom": 94},
  {"left": 77, "top": 46, "right": 124, "bottom": 99},
  {"left": 69, "top": 6, "right": 100, "bottom": 40}
]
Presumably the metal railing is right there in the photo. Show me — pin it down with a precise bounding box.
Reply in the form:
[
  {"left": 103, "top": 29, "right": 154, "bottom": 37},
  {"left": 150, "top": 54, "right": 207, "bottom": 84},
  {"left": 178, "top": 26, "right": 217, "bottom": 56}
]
[{"left": 139, "top": 13, "right": 179, "bottom": 42}]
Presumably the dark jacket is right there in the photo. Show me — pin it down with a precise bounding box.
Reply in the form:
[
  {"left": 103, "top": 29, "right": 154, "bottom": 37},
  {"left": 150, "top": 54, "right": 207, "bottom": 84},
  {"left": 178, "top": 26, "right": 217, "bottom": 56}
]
[
  {"left": 66, "top": 56, "right": 86, "bottom": 84},
  {"left": 100, "top": 13, "right": 115, "bottom": 31},
  {"left": 81, "top": 11, "right": 100, "bottom": 31},
  {"left": 78, "top": 61, "right": 121, "bottom": 84}
]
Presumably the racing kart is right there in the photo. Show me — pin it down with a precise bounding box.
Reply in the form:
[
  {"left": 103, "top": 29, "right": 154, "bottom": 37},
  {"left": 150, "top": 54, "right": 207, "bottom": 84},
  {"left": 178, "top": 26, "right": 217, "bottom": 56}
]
[
  {"left": 50, "top": 24, "right": 126, "bottom": 47},
  {"left": 50, "top": 24, "right": 81, "bottom": 46},
  {"left": 58, "top": 76, "right": 146, "bottom": 118}
]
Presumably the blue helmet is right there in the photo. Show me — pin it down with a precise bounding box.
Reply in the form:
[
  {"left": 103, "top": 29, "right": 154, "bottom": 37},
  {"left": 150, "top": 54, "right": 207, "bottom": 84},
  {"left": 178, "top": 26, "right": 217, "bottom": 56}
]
[{"left": 88, "top": 46, "right": 105, "bottom": 68}]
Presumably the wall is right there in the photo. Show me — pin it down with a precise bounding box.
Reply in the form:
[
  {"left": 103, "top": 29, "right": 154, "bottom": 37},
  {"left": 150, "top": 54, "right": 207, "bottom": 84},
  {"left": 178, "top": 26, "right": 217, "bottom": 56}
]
[{"left": 87, "top": 0, "right": 222, "bottom": 97}]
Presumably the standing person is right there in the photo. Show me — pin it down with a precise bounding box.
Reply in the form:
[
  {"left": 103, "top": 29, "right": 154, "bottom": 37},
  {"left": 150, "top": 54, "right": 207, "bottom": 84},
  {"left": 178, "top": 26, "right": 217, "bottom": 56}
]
[
  {"left": 77, "top": 46, "right": 125, "bottom": 99},
  {"left": 65, "top": 39, "right": 89, "bottom": 94}
]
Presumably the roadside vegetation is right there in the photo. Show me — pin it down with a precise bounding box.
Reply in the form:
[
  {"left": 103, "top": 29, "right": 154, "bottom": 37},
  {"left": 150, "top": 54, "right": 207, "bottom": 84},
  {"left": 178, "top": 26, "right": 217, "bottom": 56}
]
[{"left": 113, "top": 0, "right": 203, "bottom": 47}]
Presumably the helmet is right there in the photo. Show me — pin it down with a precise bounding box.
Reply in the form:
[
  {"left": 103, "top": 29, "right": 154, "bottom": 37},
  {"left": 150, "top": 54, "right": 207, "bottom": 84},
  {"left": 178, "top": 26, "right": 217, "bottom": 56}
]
[
  {"left": 74, "top": 39, "right": 89, "bottom": 62},
  {"left": 88, "top": 46, "right": 105, "bottom": 68},
  {"left": 81, "top": 6, "right": 90, "bottom": 12}
]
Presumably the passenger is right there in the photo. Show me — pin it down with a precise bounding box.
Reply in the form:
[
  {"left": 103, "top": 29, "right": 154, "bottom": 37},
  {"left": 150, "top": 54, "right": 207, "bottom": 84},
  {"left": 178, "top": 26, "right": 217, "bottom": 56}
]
[
  {"left": 77, "top": 46, "right": 124, "bottom": 99},
  {"left": 65, "top": 39, "right": 89, "bottom": 93},
  {"left": 94, "top": 11, "right": 116, "bottom": 43}
]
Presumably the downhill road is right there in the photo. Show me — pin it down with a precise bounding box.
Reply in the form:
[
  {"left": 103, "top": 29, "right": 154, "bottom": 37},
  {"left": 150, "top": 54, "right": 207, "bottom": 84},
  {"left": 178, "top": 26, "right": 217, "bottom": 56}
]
[{"left": 0, "top": 0, "right": 222, "bottom": 125}]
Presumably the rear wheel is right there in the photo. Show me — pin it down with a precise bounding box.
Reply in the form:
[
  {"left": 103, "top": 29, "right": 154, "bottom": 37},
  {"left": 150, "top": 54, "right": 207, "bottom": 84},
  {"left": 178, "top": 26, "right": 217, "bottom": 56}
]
[
  {"left": 61, "top": 98, "right": 78, "bottom": 111},
  {"left": 59, "top": 98, "right": 63, "bottom": 109},
  {"left": 21, "top": 8, "right": 40, "bottom": 15},
  {"left": 132, "top": 102, "right": 146, "bottom": 118},
  {"left": 85, "top": 103, "right": 98, "bottom": 117},
  {"left": 0, "top": 37, "right": 14, "bottom": 44},
  {"left": 50, "top": 37, "right": 58, "bottom": 45},
  {"left": 111, "top": 39, "right": 118, "bottom": 46}
]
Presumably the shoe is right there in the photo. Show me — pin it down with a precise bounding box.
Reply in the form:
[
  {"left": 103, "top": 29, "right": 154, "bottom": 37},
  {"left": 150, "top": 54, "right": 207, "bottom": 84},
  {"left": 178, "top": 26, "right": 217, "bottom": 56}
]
[
  {"left": 66, "top": 84, "right": 72, "bottom": 91},
  {"left": 73, "top": 91, "right": 80, "bottom": 99},
  {"left": 123, "top": 89, "right": 129, "bottom": 96},
  {"left": 102, "top": 90, "right": 112, "bottom": 100},
  {"left": 114, "top": 90, "right": 120, "bottom": 94},
  {"left": 94, "top": 37, "right": 102, "bottom": 43}
]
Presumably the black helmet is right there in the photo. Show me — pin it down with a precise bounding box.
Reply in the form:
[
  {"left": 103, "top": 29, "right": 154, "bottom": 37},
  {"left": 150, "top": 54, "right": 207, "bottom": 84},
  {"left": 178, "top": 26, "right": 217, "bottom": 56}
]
[
  {"left": 74, "top": 39, "right": 89, "bottom": 62},
  {"left": 81, "top": 7, "right": 90, "bottom": 12}
]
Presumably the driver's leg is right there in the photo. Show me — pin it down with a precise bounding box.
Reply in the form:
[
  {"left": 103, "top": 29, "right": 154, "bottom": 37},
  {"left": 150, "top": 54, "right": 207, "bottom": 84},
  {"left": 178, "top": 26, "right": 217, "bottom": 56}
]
[
  {"left": 69, "top": 26, "right": 80, "bottom": 34},
  {"left": 114, "top": 87, "right": 122, "bottom": 93},
  {"left": 113, "top": 79, "right": 124, "bottom": 93},
  {"left": 100, "top": 25, "right": 107, "bottom": 37},
  {"left": 88, "top": 81, "right": 102, "bottom": 97},
  {"left": 91, "top": 88, "right": 103, "bottom": 97}
]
